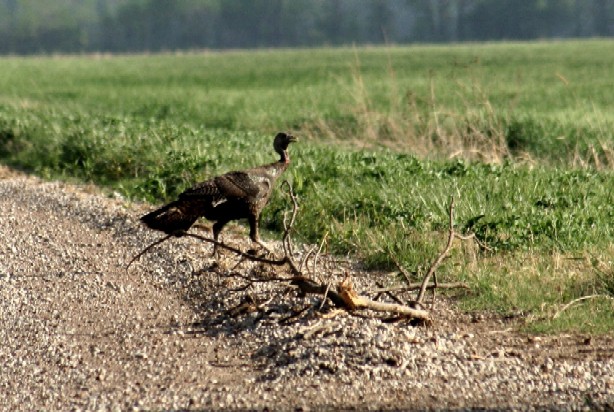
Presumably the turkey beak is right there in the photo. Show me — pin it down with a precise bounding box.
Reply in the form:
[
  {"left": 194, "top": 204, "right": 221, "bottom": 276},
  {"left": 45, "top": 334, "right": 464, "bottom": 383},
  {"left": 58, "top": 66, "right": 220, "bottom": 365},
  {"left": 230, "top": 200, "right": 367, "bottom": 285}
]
[{"left": 288, "top": 135, "right": 298, "bottom": 143}]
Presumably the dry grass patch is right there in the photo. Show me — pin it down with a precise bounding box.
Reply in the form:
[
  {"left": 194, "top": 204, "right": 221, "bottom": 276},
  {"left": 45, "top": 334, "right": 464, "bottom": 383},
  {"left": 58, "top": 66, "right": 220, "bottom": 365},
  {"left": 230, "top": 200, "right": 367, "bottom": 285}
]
[{"left": 459, "top": 249, "right": 614, "bottom": 333}]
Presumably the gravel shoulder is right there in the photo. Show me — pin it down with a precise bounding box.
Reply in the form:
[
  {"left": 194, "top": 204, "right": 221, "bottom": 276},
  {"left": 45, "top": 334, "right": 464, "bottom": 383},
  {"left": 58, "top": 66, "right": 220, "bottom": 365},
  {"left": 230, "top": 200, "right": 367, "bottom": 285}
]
[{"left": 1, "top": 166, "right": 613, "bottom": 411}]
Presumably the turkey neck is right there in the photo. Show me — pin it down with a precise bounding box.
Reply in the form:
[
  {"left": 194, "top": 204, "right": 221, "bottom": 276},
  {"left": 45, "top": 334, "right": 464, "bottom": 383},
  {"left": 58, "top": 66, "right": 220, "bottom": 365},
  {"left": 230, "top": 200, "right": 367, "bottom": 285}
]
[
  {"left": 259, "top": 149, "right": 290, "bottom": 180},
  {"left": 279, "top": 149, "right": 290, "bottom": 164}
]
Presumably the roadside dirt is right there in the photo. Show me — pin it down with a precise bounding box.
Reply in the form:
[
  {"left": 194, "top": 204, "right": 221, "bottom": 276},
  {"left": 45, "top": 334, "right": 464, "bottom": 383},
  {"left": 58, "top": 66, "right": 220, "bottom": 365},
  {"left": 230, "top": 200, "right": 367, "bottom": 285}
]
[{"left": 0, "top": 165, "right": 612, "bottom": 411}]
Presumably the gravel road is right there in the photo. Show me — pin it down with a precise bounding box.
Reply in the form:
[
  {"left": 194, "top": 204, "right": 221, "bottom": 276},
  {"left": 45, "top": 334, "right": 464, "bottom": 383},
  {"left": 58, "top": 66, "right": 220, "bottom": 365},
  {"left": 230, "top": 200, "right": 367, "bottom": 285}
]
[{"left": 1, "top": 166, "right": 613, "bottom": 411}]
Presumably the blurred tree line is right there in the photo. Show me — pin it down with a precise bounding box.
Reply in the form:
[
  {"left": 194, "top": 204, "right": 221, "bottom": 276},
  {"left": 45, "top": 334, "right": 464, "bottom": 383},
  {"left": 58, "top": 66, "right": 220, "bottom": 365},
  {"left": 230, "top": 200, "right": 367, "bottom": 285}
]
[{"left": 0, "top": 0, "right": 612, "bottom": 54}]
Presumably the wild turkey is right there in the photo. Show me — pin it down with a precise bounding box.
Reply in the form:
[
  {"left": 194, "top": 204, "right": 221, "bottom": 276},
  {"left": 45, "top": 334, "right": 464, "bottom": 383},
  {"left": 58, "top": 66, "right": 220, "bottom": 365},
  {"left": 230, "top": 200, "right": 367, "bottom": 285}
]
[{"left": 140, "top": 132, "right": 297, "bottom": 252}]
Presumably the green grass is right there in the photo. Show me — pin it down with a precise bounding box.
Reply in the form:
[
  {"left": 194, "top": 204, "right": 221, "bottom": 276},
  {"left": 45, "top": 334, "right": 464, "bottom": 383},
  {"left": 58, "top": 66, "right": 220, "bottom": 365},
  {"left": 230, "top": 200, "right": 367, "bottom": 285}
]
[
  {"left": 1, "top": 40, "right": 613, "bottom": 333},
  {"left": 2, "top": 41, "right": 613, "bottom": 158}
]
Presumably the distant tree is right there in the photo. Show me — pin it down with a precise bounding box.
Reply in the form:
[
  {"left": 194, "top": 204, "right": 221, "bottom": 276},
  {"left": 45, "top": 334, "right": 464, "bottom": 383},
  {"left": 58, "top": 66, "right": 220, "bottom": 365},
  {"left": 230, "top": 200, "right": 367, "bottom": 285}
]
[
  {"left": 320, "top": 0, "right": 345, "bottom": 45},
  {"left": 6, "top": 0, "right": 18, "bottom": 25},
  {"left": 368, "top": 0, "right": 394, "bottom": 42},
  {"left": 3, "top": 0, "right": 19, "bottom": 52},
  {"left": 0, "top": 0, "right": 611, "bottom": 54},
  {"left": 593, "top": 0, "right": 613, "bottom": 36}
]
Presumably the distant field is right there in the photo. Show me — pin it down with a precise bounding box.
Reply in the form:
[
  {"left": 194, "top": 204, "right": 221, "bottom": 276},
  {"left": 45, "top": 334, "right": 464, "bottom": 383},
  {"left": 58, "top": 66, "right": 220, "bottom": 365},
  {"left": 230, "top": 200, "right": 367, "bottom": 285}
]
[
  {"left": 1, "top": 40, "right": 613, "bottom": 333},
  {"left": 1, "top": 40, "right": 614, "bottom": 159}
]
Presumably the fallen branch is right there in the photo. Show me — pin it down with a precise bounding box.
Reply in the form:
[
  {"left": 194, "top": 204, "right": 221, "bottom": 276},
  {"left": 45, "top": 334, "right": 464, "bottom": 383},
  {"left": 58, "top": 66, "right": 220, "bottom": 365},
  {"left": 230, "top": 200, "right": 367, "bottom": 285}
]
[
  {"left": 337, "top": 277, "right": 430, "bottom": 320},
  {"left": 289, "top": 276, "right": 348, "bottom": 308},
  {"left": 374, "top": 281, "right": 405, "bottom": 305},
  {"left": 287, "top": 276, "right": 430, "bottom": 320},
  {"left": 205, "top": 272, "right": 432, "bottom": 321}
]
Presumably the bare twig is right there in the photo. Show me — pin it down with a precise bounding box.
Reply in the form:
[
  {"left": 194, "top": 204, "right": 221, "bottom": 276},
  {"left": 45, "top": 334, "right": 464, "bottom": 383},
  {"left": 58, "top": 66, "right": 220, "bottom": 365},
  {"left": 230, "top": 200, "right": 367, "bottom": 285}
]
[
  {"left": 374, "top": 281, "right": 404, "bottom": 305},
  {"left": 281, "top": 180, "right": 299, "bottom": 259},
  {"left": 415, "top": 196, "right": 485, "bottom": 304},
  {"left": 454, "top": 231, "right": 492, "bottom": 251},
  {"left": 126, "top": 234, "right": 172, "bottom": 271},
  {"left": 183, "top": 233, "right": 301, "bottom": 275},
  {"left": 299, "top": 245, "right": 316, "bottom": 273},
  {"left": 416, "top": 197, "right": 457, "bottom": 303},
  {"left": 319, "top": 283, "right": 332, "bottom": 311},
  {"left": 311, "top": 232, "right": 328, "bottom": 282},
  {"left": 349, "top": 299, "right": 429, "bottom": 319},
  {"left": 217, "top": 270, "right": 288, "bottom": 292},
  {"left": 552, "top": 294, "right": 614, "bottom": 319},
  {"left": 431, "top": 271, "right": 438, "bottom": 305},
  {"left": 127, "top": 231, "right": 300, "bottom": 273},
  {"left": 390, "top": 255, "right": 413, "bottom": 285},
  {"left": 371, "top": 282, "right": 469, "bottom": 294}
]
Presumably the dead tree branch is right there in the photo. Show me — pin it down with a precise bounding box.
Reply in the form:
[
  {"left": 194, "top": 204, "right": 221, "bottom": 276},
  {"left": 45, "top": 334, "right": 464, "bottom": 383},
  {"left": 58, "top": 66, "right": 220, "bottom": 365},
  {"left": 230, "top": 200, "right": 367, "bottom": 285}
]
[
  {"left": 131, "top": 182, "right": 462, "bottom": 322},
  {"left": 415, "top": 196, "right": 484, "bottom": 304},
  {"left": 289, "top": 276, "right": 348, "bottom": 307},
  {"left": 416, "top": 197, "right": 457, "bottom": 303},
  {"left": 337, "top": 277, "right": 430, "bottom": 319},
  {"left": 281, "top": 180, "right": 299, "bottom": 259}
]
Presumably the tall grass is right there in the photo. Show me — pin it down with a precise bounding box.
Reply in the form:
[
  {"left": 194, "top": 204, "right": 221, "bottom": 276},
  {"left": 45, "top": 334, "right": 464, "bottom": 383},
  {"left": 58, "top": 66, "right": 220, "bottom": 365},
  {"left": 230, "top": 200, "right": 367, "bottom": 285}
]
[
  {"left": 1, "top": 41, "right": 614, "bottom": 165},
  {"left": 300, "top": 43, "right": 614, "bottom": 167},
  {"left": 305, "top": 60, "right": 513, "bottom": 163}
]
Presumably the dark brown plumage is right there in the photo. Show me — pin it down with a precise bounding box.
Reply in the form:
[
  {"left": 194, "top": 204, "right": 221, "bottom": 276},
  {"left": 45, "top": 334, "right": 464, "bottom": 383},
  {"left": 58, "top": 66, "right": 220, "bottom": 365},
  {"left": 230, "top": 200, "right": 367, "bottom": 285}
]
[{"left": 140, "top": 132, "right": 297, "bottom": 251}]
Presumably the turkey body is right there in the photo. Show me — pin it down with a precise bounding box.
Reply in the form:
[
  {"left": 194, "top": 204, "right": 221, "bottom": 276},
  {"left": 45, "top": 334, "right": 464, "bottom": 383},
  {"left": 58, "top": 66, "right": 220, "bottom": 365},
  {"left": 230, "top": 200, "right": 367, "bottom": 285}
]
[{"left": 140, "top": 132, "right": 297, "bottom": 249}]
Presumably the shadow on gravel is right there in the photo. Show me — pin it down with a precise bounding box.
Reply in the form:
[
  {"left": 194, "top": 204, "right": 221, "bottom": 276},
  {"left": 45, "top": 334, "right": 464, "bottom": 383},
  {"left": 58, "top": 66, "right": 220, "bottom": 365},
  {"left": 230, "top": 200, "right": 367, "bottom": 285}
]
[{"left": 171, "top": 261, "right": 326, "bottom": 334}]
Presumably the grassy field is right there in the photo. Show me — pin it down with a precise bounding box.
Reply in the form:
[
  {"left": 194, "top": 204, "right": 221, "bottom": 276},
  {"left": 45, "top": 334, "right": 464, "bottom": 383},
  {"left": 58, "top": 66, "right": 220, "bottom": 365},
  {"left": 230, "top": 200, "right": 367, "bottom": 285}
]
[{"left": 1, "top": 40, "right": 613, "bottom": 333}]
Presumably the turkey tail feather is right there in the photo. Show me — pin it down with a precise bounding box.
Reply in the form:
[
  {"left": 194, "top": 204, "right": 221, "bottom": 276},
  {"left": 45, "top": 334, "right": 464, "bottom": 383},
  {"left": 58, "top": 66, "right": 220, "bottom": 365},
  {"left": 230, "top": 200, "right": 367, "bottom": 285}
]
[{"left": 140, "top": 200, "right": 198, "bottom": 235}]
